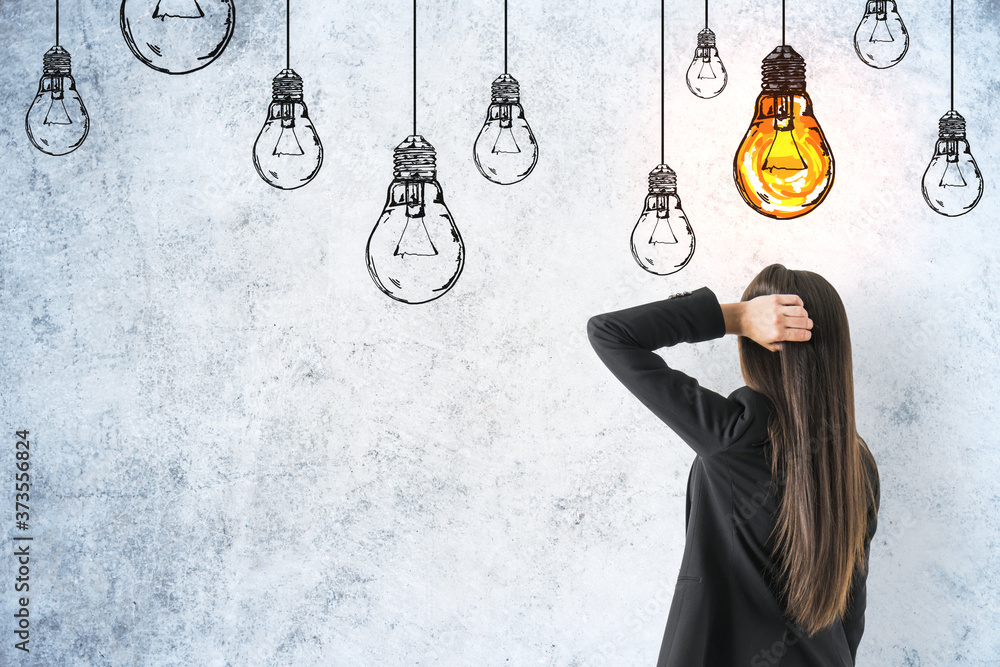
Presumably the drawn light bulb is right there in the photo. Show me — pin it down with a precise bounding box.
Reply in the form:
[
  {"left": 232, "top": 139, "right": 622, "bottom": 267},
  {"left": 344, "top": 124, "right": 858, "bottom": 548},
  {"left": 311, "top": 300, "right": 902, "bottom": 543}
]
[
  {"left": 733, "top": 46, "right": 834, "bottom": 219},
  {"left": 686, "top": 28, "right": 727, "bottom": 99},
  {"left": 630, "top": 164, "right": 695, "bottom": 275},
  {"left": 253, "top": 69, "right": 323, "bottom": 189},
  {"left": 367, "top": 136, "right": 465, "bottom": 304},
  {"left": 854, "top": 0, "right": 908, "bottom": 69},
  {"left": 120, "top": 0, "right": 235, "bottom": 74},
  {"left": 921, "top": 110, "right": 983, "bottom": 216},
  {"left": 474, "top": 74, "right": 538, "bottom": 185},
  {"left": 26, "top": 46, "right": 89, "bottom": 156}
]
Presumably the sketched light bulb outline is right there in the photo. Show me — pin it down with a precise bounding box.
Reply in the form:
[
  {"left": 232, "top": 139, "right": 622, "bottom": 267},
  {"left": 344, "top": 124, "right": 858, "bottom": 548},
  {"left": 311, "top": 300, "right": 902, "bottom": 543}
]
[
  {"left": 921, "top": 0, "right": 983, "bottom": 217},
  {"left": 367, "top": 136, "right": 465, "bottom": 304},
  {"left": 473, "top": 1, "right": 538, "bottom": 185},
  {"left": 121, "top": 0, "right": 235, "bottom": 74},
  {"left": 366, "top": 0, "right": 465, "bottom": 304},
  {"left": 686, "top": 0, "right": 727, "bottom": 99},
  {"left": 922, "top": 111, "right": 983, "bottom": 216},
  {"left": 27, "top": 2, "right": 89, "bottom": 156},
  {"left": 27, "top": 47, "right": 90, "bottom": 156},
  {"left": 733, "top": 45, "right": 834, "bottom": 219},
  {"left": 854, "top": 0, "right": 909, "bottom": 69},
  {"left": 253, "top": 1, "right": 323, "bottom": 190},
  {"left": 631, "top": 0, "right": 695, "bottom": 276},
  {"left": 253, "top": 71, "right": 323, "bottom": 189},
  {"left": 630, "top": 165, "right": 695, "bottom": 276},
  {"left": 686, "top": 28, "right": 727, "bottom": 99},
  {"left": 474, "top": 74, "right": 538, "bottom": 185}
]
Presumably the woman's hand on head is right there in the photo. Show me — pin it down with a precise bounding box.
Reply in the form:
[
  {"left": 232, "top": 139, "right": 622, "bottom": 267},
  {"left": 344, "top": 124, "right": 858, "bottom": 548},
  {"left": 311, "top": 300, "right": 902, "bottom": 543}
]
[{"left": 721, "top": 295, "right": 813, "bottom": 352}]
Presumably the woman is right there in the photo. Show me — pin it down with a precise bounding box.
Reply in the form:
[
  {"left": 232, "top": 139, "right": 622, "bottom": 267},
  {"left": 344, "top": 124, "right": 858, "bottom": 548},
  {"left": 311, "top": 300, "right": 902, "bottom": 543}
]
[{"left": 587, "top": 264, "right": 880, "bottom": 666}]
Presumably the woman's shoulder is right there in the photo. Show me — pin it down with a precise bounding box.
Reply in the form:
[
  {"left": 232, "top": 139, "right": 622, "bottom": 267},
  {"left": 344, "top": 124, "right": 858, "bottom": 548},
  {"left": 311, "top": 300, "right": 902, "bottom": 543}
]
[
  {"left": 683, "top": 385, "right": 774, "bottom": 462},
  {"left": 718, "top": 385, "right": 773, "bottom": 450}
]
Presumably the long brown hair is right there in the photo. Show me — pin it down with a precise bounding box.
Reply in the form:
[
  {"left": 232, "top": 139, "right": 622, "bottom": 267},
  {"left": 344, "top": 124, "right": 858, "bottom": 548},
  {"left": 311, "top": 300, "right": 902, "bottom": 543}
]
[{"left": 738, "top": 264, "right": 878, "bottom": 636}]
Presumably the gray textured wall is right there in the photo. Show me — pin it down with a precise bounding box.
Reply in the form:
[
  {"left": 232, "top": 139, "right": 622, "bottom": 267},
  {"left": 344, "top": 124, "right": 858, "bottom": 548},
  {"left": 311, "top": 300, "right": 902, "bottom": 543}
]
[{"left": 2, "top": 0, "right": 998, "bottom": 664}]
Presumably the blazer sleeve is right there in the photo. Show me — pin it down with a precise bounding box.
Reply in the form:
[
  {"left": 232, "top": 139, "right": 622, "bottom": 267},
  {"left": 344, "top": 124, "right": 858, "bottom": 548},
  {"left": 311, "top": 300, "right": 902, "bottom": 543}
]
[
  {"left": 842, "top": 465, "right": 880, "bottom": 660},
  {"left": 586, "top": 287, "right": 756, "bottom": 458}
]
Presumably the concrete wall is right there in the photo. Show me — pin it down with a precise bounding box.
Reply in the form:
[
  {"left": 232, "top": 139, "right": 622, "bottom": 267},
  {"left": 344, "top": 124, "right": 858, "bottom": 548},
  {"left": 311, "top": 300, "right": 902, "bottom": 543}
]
[{"left": 1, "top": 0, "right": 998, "bottom": 664}]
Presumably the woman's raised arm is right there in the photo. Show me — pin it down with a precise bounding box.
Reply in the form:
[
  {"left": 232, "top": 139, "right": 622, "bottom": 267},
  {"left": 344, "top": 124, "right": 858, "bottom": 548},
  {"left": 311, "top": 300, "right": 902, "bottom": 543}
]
[{"left": 586, "top": 288, "right": 812, "bottom": 458}]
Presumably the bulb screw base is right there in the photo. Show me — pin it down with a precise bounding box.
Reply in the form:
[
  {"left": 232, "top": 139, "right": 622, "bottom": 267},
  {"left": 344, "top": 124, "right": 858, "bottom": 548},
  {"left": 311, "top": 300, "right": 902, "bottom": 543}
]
[
  {"left": 272, "top": 69, "right": 304, "bottom": 101},
  {"left": 697, "top": 28, "right": 717, "bottom": 48},
  {"left": 393, "top": 135, "right": 437, "bottom": 181},
  {"left": 43, "top": 45, "right": 72, "bottom": 76},
  {"left": 648, "top": 164, "right": 677, "bottom": 194},
  {"left": 938, "top": 110, "right": 966, "bottom": 139},
  {"left": 761, "top": 45, "right": 806, "bottom": 93},
  {"left": 491, "top": 74, "right": 520, "bottom": 104}
]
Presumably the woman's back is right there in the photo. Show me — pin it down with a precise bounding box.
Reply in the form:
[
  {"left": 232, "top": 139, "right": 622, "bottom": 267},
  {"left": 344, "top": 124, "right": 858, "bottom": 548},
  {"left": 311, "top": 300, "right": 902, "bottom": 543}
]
[
  {"left": 651, "top": 388, "right": 879, "bottom": 666},
  {"left": 587, "top": 280, "right": 880, "bottom": 666}
]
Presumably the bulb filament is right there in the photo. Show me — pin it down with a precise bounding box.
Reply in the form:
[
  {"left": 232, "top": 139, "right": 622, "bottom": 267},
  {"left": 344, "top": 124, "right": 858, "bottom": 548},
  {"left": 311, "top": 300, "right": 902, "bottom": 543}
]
[
  {"left": 272, "top": 102, "right": 303, "bottom": 156},
  {"left": 42, "top": 76, "right": 73, "bottom": 126},
  {"left": 489, "top": 105, "right": 521, "bottom": 154},
  {"left": 649, "top": 201, "right": 679, "bottom": 245},
  {"left": 762, "top": 96, "right": 807, "bottom": 173},
  {"left": 394, "top": 182, "right": 438, "bottom": 257},
  {"left": 868, "top": 1, "right": 894, "bottom": 43},
  {"left": 697, "top": 56, "right": 717, "bottom": 80},
  {"left": 45, "top": 98, "right": 72, "bottom": 125},
  {"left": 939, "top": 140, "right": 967, "bottom": 187},
  {"left": 153, "top": 0, "right": 205, "bottom": 19}
]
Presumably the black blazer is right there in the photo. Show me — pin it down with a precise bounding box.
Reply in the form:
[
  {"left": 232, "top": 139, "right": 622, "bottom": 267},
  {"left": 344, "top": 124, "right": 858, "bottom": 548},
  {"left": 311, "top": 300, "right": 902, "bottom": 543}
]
[{"left": 587, "top": 287, "right": 879, "bottom": 667}]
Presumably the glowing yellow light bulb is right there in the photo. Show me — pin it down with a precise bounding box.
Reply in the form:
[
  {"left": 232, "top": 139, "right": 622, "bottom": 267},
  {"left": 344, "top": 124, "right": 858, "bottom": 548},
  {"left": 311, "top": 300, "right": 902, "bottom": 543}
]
[{"left": 733, "top": 46, "right": 834, "bottom": 219}]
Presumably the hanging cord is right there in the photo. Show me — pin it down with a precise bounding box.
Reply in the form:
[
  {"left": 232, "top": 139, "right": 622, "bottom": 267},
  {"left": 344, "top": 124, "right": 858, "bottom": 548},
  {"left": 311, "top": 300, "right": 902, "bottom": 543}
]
[
  {"left": 56, "top": 0, "right": 60, "bottom": 45},
  {"left": 504, "top": 0, "right": 508, "bottom": 73},
  {"left": 705, "top": 0, "right": 708, "bottom": 30},
  {"left": 413, "top": 0, "right": 417, "bottom": 135},
  {"left": 660, "top": 0, "right": 664, "bottom": 164},
  {"left": 950, "top": 0, "right": 954, "bottom": 110},
  {"left": 781, "top": 0, "right": 786, "bottom": 45},
  {"left": 286, "top": 0, "right": 290, "bottom": 69}
]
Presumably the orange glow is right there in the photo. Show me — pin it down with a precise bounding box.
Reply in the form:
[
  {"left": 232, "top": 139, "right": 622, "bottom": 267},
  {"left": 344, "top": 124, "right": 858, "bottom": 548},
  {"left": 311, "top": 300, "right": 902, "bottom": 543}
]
[{"left": 733, "top": 92, "right": 834, "bottom": 219}]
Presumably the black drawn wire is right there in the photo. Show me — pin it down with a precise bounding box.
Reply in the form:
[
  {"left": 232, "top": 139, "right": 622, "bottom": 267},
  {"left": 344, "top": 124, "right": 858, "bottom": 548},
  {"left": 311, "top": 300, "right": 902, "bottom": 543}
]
[
  {"left": 286, "top": 0, "right": 291, "bottom": 69},
  {"left": 781, "top": 0, "right": 786, "bottom": 46},
  {"left": 413, "top": 0, "right": 418, "bottom": 135},
  {"left": 504, "top": 0, "right": 508, "bottom": 73},
  {"left": 660, "top": 0, "right": 664, "bottom": 164},
  {"left": 704, "top": 0, "right": 708, "bottom": 30},
  {"left": 56, "top": 0, "right": 60, "bottom": 46},
  {"left": 950, "top": 0, "right": 954, "bottom": 111}
]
